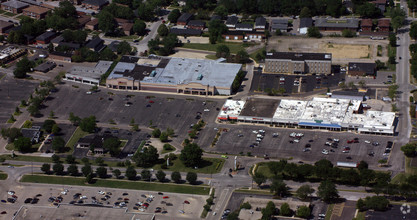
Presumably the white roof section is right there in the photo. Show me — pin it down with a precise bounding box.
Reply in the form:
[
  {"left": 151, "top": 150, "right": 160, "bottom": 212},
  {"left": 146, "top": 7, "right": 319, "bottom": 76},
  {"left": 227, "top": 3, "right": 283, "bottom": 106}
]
[
  {"left": 108, "top": 62, "right": 136, "bottom": 80},
  {"left": 67, "top": 61, "right": 112, "bottom": 79},
  {"left": 300, "top": 97, "right": 350, "bottom": 124},
  {"left": 141, "top": 58, "right": 242, "bottom": 88},
  {"left": 273, "top": 99, "right": 307, "bottom": 123},
  {"left": 218, "top": 100, "right": 246, "bottom": 119}
]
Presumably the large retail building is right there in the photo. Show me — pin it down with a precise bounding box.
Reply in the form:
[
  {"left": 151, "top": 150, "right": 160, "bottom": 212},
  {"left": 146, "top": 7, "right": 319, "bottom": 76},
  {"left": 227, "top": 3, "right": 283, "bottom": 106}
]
[{"left": 264, "top": 52, "right": 332, "bottom": 75}]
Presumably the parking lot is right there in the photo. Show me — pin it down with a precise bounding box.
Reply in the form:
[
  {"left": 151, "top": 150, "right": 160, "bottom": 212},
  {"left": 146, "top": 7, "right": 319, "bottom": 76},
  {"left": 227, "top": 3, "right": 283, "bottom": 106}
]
[
  {"left": 3, "top": 184, "right": 207, "bottom": 219},
  {"left": 0, "top": 75, "right": 38, "bottom": 125},
  {"left": 209, "top": 124, "right": 394, "bottom": 167},
  {"left": 40, "top": 83, "right": 223, "bottom": 144}
]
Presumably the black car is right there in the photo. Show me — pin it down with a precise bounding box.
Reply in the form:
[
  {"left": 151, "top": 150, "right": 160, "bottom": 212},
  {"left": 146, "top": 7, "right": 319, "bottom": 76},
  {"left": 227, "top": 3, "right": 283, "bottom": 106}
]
[
  {"left": 7, "top": 198, "right": 15, "bottom": 203},
  {"left": 24, "top": 198, "right": 32, "bottom": 204},
  {"left": 31, "top": 198, "right": 39, "bottom": 204},
  {"left": 158, "top": 192, "right": 163, "bottom": 195}
]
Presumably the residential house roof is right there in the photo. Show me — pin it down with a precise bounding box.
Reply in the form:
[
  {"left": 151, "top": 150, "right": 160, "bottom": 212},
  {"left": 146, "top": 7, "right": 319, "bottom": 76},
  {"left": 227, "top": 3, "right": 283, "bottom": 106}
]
[
  {"left": 58, "top": 41, "right": 81, "bottom": 49},
  {"left": 361, "top": 19, "right": 373, "bottom": 27},
  {"left": 255, "top": 17, "right": 266, "bottom": 27},
  {"left": 35, "top": 31, "right": 56, "bottom": 41},
  {"left": 121, "top": 23, "right": 133, "bottom": 32},
  {"left": 187, "top": 20, "right": 205, "bottom": 27},
  {"left": 222, "top": 30, "right": 265, "bottom": 36},
  {"left": 77, "top": 15, "right": 91, "bottom": 26},
  {"left": 4, "top": 25, "right": 21, "bottom": 34},
  {"left": 50, "top": 51, "right": 72, "bottom": 57},
  {"left": 266, "top": 52, "right": 332, "bottom": 61},
  {"left": 371, "top": 0, "right": 387, "bottom": 5},
  {"left": 170, "top": 28, "right": 202, "bottom": 36},
  {"left": 51, "top": 35, "right": 64, "bottom": 44},
  {"left": 271, "top": 19, "right": 288, "bottom": 31},
  {"left": 210, "top": 15, "right": 221, "bottom": 21},
  {"left": 235, "top": 23, "right": 253, "bottom": 29},
  {"left": 226, "top": 16, "right": 238, "bottom": 26},
  {"left": 82, "top": 0, "right": 109, "bottom": 7},
  {"left": 78, "top": 134, "right": 114, "bottom": 148},
  {"left": 119, "top": 55, "right": 139, "bottom": 63},
  {"left": 23, "top": 5, "right": 50, "bottom": 14},
  {"left": 315, "top": 18, "right": 359, "bottom": 29},
  {"left": 177, "top": 13, "right": 193, "bottom": 23},
  {"left": 86, "top": 19, "right": 99, "bottom": 26},
  {"left": 299, "top": 18, "right": 313, "bottom": 28},
  {"left": 85, "top": 37, "right": 104, "bottom": 50},
  {"left": 378, "top": 19, "right": 390, "bottom": 27},
  {"left": 19, "top": 0, "right": 41, "bottom": 6},
  {"left": 108, "top": 41, "right": 119, "bottom": 52},
  {"left": 0, "top": 20, "right": 14, "bottom": 29},
  {"left": 1, "top": 0, "right": 28, "bottom": 9},
  {"left": 115, "top": 18, "right": 129, "bottom": 25}
]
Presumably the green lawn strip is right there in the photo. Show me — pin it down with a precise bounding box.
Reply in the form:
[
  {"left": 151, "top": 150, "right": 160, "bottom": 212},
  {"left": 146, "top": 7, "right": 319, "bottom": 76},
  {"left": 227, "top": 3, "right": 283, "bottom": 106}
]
[
  {"left": 0, "top": 154, "right": 53, "bottom": 163},
  {"left": 324, "top": 204, "right": 334, "bottom": 220},
  {"left": 16, "top": 15, "right": 29, "bottom": 20},
  {"left": 3, "top": 11, "right": 14, "bottom": 16},
  {"left": 200, "top": 209, "right": 208, "bottom": 218},
  {"left": 405, "top": 157, "right": 417, "bottom": 175},
  {"left": 152, "top": 157, "right": 224, "bottom": 174},
  {"left": 235, "top": 188, "right": 273, "bottom": 195},
  {"left": 181, "top": 43, "right": 245, "bottom": 54},
  {"left": 205, "top": 54, "right": 217, "bottom": 60},
  {"left": 0, "top": 172, "right": 8, "bottom": 180},
  {"left": 66, "top": 127, "right": 90, "bottom": 153},
  {"left": 20, "top": 174, "right": 210, "bottom": 195},
  {"left": 391, "top": 172, "right": 409, "bottom": 184},
  {"left": 160, "top": 148, "right": 175, "bottom": 155},
  {"left": 0, "top": 9, "right": 6, "bottom": 14},
  {"left": 355, "top": 211, "right": 365, "bottom": 220}
]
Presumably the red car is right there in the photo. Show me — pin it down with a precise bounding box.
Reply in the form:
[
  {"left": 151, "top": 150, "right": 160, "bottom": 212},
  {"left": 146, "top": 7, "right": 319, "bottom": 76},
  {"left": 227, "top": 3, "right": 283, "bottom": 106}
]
[
  {"left": 163, "top": 196, "right": 169, "bottom": 199},
  {"left": 347, "top": 140, "right": 354, "bottom": 144},
  {"left": 149, "top": 100, "right": 154, "bottom": 103},
  {"left": 184, "top": 200, "right": 190, "bottom": 204}
]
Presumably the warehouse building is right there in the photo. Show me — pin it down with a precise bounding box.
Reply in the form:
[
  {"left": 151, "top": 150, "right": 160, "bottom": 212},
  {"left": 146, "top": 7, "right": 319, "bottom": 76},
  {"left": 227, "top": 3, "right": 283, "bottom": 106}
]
[
  {"left": 64, "top": 60, "right": 112, "bottom": 85},
  {"left": 264, "top": 52, "right": 332, "bottom": 74},
  {"left": 218, "top": 97, "right": 396, "bottom": 135},
  {"left": 106, "top": 56, "right": 242, "bottom": 96}
]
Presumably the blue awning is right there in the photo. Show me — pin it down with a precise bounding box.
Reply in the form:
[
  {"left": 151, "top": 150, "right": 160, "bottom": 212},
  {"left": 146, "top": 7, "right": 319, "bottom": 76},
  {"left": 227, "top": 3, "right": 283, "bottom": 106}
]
[{"left": 299, "top": 122, "right": 341, "bottom": 128}]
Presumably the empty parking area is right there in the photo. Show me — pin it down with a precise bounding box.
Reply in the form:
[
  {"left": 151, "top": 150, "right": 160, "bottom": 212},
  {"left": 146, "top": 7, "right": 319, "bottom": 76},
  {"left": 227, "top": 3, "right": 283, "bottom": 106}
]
[
  {"left": 211, "top": 124, "right": 394, "bottom": 167},
  {"left": 40, "top": 83, "right": 223, "bottom": 142},
  {"left": 4, "top": 184, "right": 207, "bottom": 220}
]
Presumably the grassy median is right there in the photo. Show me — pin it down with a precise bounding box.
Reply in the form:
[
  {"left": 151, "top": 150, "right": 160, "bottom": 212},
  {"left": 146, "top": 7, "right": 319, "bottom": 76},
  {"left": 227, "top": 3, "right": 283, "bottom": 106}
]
[
  {"left": 21, "top": 174, "right": 210, "bottom": 195},
  {"left": 0, "top": 172, "right": 8, "bottom": 180}
]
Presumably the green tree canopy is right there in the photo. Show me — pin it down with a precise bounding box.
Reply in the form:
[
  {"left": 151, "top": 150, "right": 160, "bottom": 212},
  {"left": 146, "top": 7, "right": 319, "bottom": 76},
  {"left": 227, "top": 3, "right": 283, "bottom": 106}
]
[
  {"left": 261, "top": 201, "right": 276, "bottom": 220},
  {"left": 51, "top": 136, "right": 65, "bottom": 153},
  {"left": 318, "top": 180, "right": 339, "bottom": 203},
  {"left": 125, "top": 166, "right": 137, "bottom": 180},
  {"left": 171, "top": 171, "right": 182, "bottom": 183},
  {"left": 401, "top": 143, "right": 417, "bottom": 157},
  {"left": 216, "top": 45, "right": 230, "bottom": 58},
  {"left": 96, "top": 166, "right": 108, "bottom": 178},
  {"left": 133, "top": 145, "right": 159, "bottom": 167},
  {"left": 133, "top": 19, "right": 147, "bottom": 35},
  {"left": 168, "top": 9, "right": 181, "bottom": 23},
  {"left": 156, "top": 170, "right": 166, "bottom": 182},
  {"left": 117, "top": 41, "right": 132, "bottom": 55},
  {"left": 141, "top": 169, "right": 151, "bottom": 181},
  {"left": 186, "top": 172, "right": 198, "bottom": 184},
  {"left": 296, "top": 184, "right": 315, "bottom": 200},
  {"left": 14, "top": 137, "right": 32, "bottom": 152},
  {"left": 180, "top": 143, "right": 203, "bottom": 167},
  {"left": 80, "top": 116, "right": 97, "bottom": 133},
  {"left": 53, "top": 163, "right": 64, "bottom": 175}
]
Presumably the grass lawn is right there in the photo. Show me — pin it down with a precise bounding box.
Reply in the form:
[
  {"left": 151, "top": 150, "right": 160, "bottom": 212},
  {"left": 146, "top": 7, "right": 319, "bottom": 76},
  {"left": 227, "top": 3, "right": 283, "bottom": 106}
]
[
  {"left": 205, "top": 54, "right": 217, "bottom": 60},
  {"left": 160, "top": 148, "right": 175, "bottom": 154},
  {"left": 16, "top": 15, "right": 29, "bottom": 20},
  {"left": 0, "top": 9, "right": 6, "bottom": 14},
  {"left": 0, "top": 154, "right": 53, "bottom": 163},
  {"left": 391, "top": 172, "right": 409, "bottom": 184},
  {"left": 325, "top": 204, "right": 334, "bottom": 220},
  {"left": 152, "top": 157, "right": 224, "bottom": 174},
  {"left": 387, "top": 45, "right": 396, "bottom": 71},
  {"left": 405, "top": 157, "right": 417, "bottom": 175},
  {"left": 3, "top": 11, "right": 14, "bottom": 16},
  {"left": 6, "top": 143, "right": 41, "bottom": 152},
  {"left": 255, "top": 163, "right": 274, "bottom": 178},
  {"left": 355, "top": 211, "right": 366, "bottom": 220},
  {"left": 21, "top": 174, "right": 210, "bottom": 195},
  {"left": 0, "top": 172, "right": 7, "bottom": 180},
  {"left": 181, "top": 42, "right": 248, "bottom": 54},
  {"left": 66, "top": 127, "right": 90, "bottom": 153},
  {"left": 235, "top": 188, "right": 273, "bottom": 195}
]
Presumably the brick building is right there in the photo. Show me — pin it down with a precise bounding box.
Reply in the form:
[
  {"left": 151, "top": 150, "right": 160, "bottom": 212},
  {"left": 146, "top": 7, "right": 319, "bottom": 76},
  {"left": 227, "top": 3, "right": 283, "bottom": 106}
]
[{"left": 264, "top": 52, "right": 332, "bottom": 74}]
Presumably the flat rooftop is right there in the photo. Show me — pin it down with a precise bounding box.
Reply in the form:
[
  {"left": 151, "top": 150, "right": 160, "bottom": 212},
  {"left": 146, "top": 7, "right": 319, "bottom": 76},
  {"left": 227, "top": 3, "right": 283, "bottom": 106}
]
[
  {"left": 300, "top": 97, "right": 350, "bottom": 124},
  {"left": 240, "top": 98, "right": 281, "bottom": 118},
  {"left": 273, "top": 99, "right": 307, "bottom": 123},
  {"left": 218, "top": 100, "right": 246, "bottom": 119},
  {"left": 67, "top": 61, "right": 112, "bottom": 79}
]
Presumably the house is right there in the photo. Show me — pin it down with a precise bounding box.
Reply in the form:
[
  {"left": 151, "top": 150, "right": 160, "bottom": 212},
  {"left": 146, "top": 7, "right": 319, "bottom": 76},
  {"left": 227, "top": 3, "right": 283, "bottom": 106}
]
[
  {"left": 177, "top": 13, "right": 193, "bottom": 26},
  {"left": 58, "top": 42, "right": 81, "bottom": 50},
  {"left": 348, "top": 62, "right": 376, "bottom": 76},
  {"left": 225, "top": 16, "right": 238, "bottom": 29},
  {"left": 108, "top": 40, "right": 120, "bottom": 52},
  {"left": 77, "top": 15, "right": 91, "bottom": 28},
  {"left": 0, "top": 20, "right": 14, "bottom": 34},
  {"left": 51, "top": 35, "right": 64, "bottom": 47},
  {"left": 210, "top": 15, "right": 221, "bottom": 21},
  {"left": 371, "top": 0, "right": 387, "bottom": 13},
  {"left": 222, "top": 31, "right": 265, "bottom": 41},
  {"left": 1, "top": 0, "right": 29, "bottom": 14},
  {"left": 264, "top": 52, "right": 332, "bottom": 74},
  {"left": 298, "top": 18, "right": 313, "bottom": 34},
  {"left": 35, "top": 31, "right": 56, "bottom": 44},
  {"left": 34, "top": 61, "right": 56, "bottom": 73},
  {"left": 378, "top": 19, "right": 390, "bottom": 33},
  {"left": 76, "top": 134, "right": 115, "bottom": 154},
  {"left": 187, "top": 20, "right": 205, "bottom": 30},
  {"left": 85, "top": 19, "right": 99, "bottom": 31},
  {"left": 22, "top": 5, "right": 50, "bottom": 19},
  {"left": 85, "top": 37, "right": 105, "bottom": 52},
  {"left": 235, "top": 23, "right": 253, "bottom": 31},
  {"left": 255, "top": 17, "right": 266, "bottom": 31},
  {"left": 3, "top": 25, "right": 20, "bottom": 36},
  {"left": 361, "top": 19, "right": 373, "bottom": 32},
  {"left": 81, "top": 0, "right": 109, "bottom": 10},
  {"left": 170, "top": 28, "right": 202, "bottom": 36},
  {"left": 270, "top": 19, "right": 288, "bottom": 33},
  {"left": 49, "top": 51, "right": 72, "bottom": 62},
  {"left": 315, "top": 17, "right": 359, "bottom": 33},
  {"left": 21, "top": 126, "right": 41, "bottom": 144},
  {"left": 121, "top": 23, "right": 133, "bottom": 36}
]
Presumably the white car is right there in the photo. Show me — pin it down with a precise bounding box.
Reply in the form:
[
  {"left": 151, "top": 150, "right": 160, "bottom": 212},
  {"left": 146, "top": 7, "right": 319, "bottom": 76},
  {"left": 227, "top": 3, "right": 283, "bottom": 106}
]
[
  {"left": 289, "top": 132, "right": 296, "bottom": 137},
  {"left": 333, "top": 139, "right": 339, "bottom": 142},
  {"left": 252, "top": 130, "right": 258, "bottom": 134},
  {"left": 272, "top": 133, "right": 279, "bottom": 137},
  {"left": 364, "top": 140, "right": 371, "bottom": 144},
  {"left": 80, "top": 196, "right": 87, "bottom": 199},
  {"left": 204, "top": 109, "right": 210, "bottom": 112},
  {"left": 98, "top": 191, "right": 105, "bottom": 195},
  {"left": 322, "top": 149, "right": 329, "bottom": 155},
  {"left": 86, "top": 91, "right": 92, "bottom": 94},
  {"left": 61, "top": 191, "right": 67, "bottom": 195},
  {"left": 8, "top": 191, "right": 15, "bottom": 196},
  {"left": 294, "top": 139, "right": 300, "bottom": 143}
]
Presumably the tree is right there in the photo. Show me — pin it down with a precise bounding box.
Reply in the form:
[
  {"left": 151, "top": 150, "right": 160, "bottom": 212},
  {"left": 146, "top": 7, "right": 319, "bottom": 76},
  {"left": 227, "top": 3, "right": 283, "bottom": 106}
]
[
  {"left": 186, "top": 172, "right": 197, "bottom": 184},
  {"left": 214, "top": 5, "right": 228, "bottom": 19},
  {"left": 152, "top": 128, "right": 161, "bottom": 138},
  {"left": 307, "top": 27, "right": 321, "bottom": 38},
  {"left": 159, "top": 132, "right": 168, "bottom": 142},
  {"left": 43, "top": 120, "right": 56, "bottom": 134},
  {"left": 261, "top": 201, "right": 276, "bottom": 220},
  {"left": 208, "top": 20, "right": 228, "bottom": 44},
  {"left": 141, "top": 169, "right": 151, "bottom": 181},
  {"left": 80, "top": 116, "right": 96, "bottom": 133},
  {"left": 389, "top": 33, "right": 397, "bottom": 47},
  {"left": 296, "top": 206, "right": 311, "bottom": 218},
  {"left": 52, "top": 137, "right": 65, "bottom": 153},
  {"left": 66, "top": 155, "right": 76, "bottom": 164},
  {"left": 67, "top": 164, "right": 79, "bottom": 176},
  {"left": 296, "top": 184, "right": 315, "bottom": 200},
  {"left": 235, "top": 49, "right": 249, "bottom": 64},
  {"left": 112, "top": 169, "right": 121, "bottom": 179},
  {"left": 117, "top": 41, "right": 132, "bottom": 55},
  {"left": 133, "top": 145, "right": 159, "bottom": 167},
  {"left": 253, "top": 172, "right": 267, "bottom": 188},
  {"left": 157, "top": 24, "right": 169, "bottom": 37},
  {"left": 53, "top": 163, "right": 64, "bottom": 175},
  {"left": 411, "top": 22, "right": 417, "bottom": 40},
  {"left": 364, "top": 196, "right": 389, "bottom": 211},
  {"left": 342, "top": 29, "right": 355, "bottom": 38},
  {"left": 82, "top": 164, "right": 92, "bottom": 177},
  {"left": 81, "top": 157, "right": 89, "bottom": 165},
  {"left": 123, "top": 165, "right": 136, "bottom": 180},
  {"left": 318, "top": 180, "right": 339, "bottom": 203},
  {"left": 86, "top": 172, "right": 94, "bottom": 184},
  {"left": 401, "top": 143, "right": 417, "bottom": 157},
  {"left": 41, "top": 163, "right": 51, "bottom": 174},
  {"left": 100, "top": 47, "right": 117, "bottom": 61},
  {"left": 103, "top": 137, "right": 121, "bottom": 157},
  {"left": 51, "top": 124, "right": 60, "bottom": 134},
  {"left": 68, "top": 112, "right": 81, "bottom": 126},
  {"left": 156, "top": 170, "right": 166, "bottom": 182},
  {"left": 166, "top": 127, "right": 175, "bottom": 137},
  {"left": 14, "top": 137, "right": 32, "bottom": 152},
  {"left": 357, "top": 161, "right": 369, "bottom": 170},
  {"left": 356, "top": 198, "right": 366, "bottom": 211},
  {"left": 171, "top": 171, "right": 182, "bottom": 183},
  {"left": 1, "top": 127, "right": 22, "bottom": 143},
  {"left": 300, "top": 7, "right": 311, "bottom": 18},
  {"left": 180, "top": 143, "right": 203, "bottom": 167},
  {"left": 270, "top": 178, "right": 289, "bottom": 197},
  {"left": 168, "top": 9, "right": 181, "bottom": 23},
  {"left": 356, "top": 2, "right": 381, "bottom": 18},
  {"left": 280, "top": 203, "right": 292, "bottom": 216},
  {"left": 216, "top": 44, "right": 230, "bottom": 58},
  {"left": 98, "top": 11, "right": 116, "bottom": 33},
  {"left": 52, "top": 154, "right": 60, "bottom": 163},
  {"left": 133, "top": 19, "right": 147, "bottom": 35},
  {"left": 96, "top": 166, "right": 107, "bottom": 178},
  {"left": 95, "top": 157, "right": 104, "bottom": 166}
]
